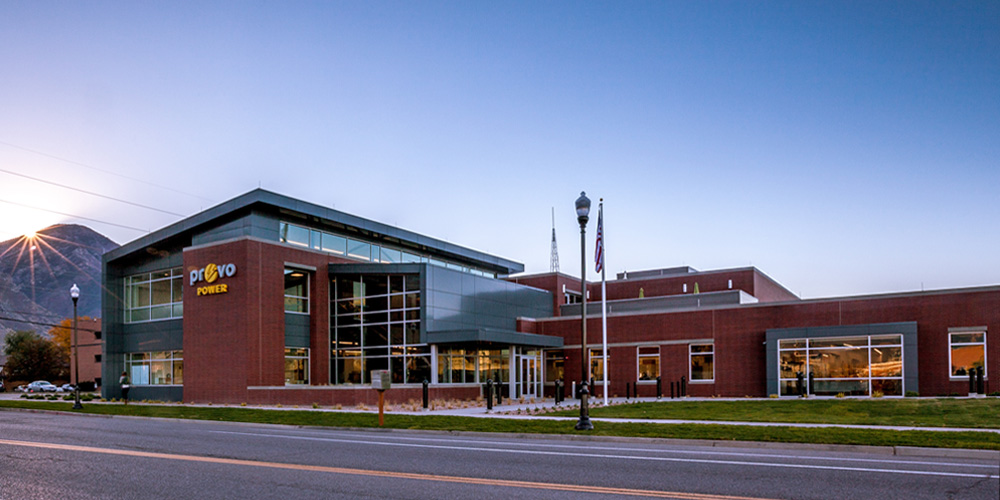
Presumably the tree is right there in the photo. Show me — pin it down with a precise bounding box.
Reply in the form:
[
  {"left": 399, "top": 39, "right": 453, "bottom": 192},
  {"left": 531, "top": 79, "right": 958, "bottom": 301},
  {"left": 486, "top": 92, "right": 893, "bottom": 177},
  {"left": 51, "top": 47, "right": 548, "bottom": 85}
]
[
  {"left": 2, "top": 330, "right": 68, "bottom": 382},
  {"left": 48, "top": 317, "right": 95, "bottom": 359}
]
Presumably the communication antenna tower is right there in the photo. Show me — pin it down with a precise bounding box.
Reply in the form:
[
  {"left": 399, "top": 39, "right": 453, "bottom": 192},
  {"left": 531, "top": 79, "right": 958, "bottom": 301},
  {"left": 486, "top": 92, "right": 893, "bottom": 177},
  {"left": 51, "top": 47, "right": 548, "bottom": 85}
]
[{"left": 550, "top": 207, "right": 560, "bottom": 273}]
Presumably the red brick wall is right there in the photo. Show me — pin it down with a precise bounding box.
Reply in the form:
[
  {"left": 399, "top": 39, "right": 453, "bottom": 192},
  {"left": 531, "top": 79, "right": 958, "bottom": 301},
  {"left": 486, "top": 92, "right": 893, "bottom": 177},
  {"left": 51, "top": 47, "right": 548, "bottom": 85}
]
[
  {"left": 71, "top": 318, "right": 103, "bottom": 386},
  {"left": 533, "top": 289, "right": 1000, "bottom": 397},
  {"left": 183, "top": 238, "right": 355, "bottom": 404}
]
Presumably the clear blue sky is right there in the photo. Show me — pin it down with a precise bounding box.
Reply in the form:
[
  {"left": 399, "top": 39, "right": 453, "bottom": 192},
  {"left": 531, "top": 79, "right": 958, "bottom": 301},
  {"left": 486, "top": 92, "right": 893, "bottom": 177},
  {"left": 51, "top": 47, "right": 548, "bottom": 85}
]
[{"left": 1, "top": 1, "right": 997, "bottom": 298}]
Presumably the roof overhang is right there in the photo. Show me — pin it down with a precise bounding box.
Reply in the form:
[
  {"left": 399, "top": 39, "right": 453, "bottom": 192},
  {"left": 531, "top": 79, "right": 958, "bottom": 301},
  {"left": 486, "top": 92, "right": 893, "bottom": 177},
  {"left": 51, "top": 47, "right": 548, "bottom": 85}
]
[{"left": 426, "top": 328, "right": 563, "bottom": 348}]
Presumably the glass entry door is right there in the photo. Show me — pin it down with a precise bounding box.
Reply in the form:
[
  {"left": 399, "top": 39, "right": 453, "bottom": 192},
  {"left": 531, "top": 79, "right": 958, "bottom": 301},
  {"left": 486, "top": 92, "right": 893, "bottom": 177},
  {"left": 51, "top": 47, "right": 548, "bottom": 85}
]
[{"left": 519, "top": 350, "right": 541, "bottom": 399}]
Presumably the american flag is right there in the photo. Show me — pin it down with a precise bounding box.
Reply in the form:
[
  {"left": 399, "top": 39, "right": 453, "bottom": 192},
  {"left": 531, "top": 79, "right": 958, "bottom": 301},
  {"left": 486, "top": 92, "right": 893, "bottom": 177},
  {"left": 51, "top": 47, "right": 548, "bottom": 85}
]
[{"left": 594, "top": 204, "right": 604, "bottom": 273}]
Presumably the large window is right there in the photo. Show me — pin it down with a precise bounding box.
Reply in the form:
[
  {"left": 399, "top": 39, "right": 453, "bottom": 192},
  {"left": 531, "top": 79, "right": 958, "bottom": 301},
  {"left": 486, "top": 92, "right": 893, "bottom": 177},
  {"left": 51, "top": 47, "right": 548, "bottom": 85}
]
[
  {"left": 279, "top": 221, "right": 497, "bottom": 278},
  {"left": 124, "top": 268, "right": 183, "bottom": 323},
  {"left": 949, "top": 331, "right": 986, "bottom": 379},
  {"left": 638, "top": 346, "right": 659, "bottom": 382},
  {"left": 690, "top": 343, "right": 714, "bottom": 382},
  {"left": 285, "top": 348, "right": 309, "bottom": 385},
  {"left": 124, "top": 351, "right": 183, "bottom": 385},
  {"left": 331, "top": 274, "right": 429, "bottom": 384},
  {"left": 590, "top": 348, "right": 606, "bottom": 382},
  {"left": 778, "top": 335, "right": 903, "bottom": 396},
  {"left": 284, "top": 269, "right": 309, "bottom": 313}
]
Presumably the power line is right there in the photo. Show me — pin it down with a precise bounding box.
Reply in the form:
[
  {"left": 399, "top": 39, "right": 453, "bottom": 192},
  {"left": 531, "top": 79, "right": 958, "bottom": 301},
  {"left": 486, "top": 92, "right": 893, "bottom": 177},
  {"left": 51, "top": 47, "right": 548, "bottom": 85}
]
[
  {"left": 0, "top": 167, "right": 185, "bottom": 217},
  {"left": 0, "top": 315, "right": 99, "bottom": 333},
  {"left": 0, "top": 198, "right": 148, "bottom": 233},
  {"left": 0, "top": 139, "right": 213, "bottom": 202}
]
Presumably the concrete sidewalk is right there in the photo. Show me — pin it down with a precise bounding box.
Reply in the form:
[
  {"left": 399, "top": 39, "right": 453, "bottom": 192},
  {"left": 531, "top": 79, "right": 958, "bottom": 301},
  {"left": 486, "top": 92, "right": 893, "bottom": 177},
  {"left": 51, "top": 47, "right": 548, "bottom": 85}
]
[{"left": 397, "top": 395, "right": 1000, "bottom": 434}]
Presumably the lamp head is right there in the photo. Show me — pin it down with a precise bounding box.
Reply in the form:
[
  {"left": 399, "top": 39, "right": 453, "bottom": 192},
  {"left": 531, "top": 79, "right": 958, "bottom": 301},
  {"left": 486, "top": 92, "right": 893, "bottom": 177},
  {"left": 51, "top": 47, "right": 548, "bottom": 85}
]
[
  {"left": 70, "top": 283, "right": 80, "bottom": 301},
  {"left": 575, "top": 191, "right": 591, "bottom": 226}
]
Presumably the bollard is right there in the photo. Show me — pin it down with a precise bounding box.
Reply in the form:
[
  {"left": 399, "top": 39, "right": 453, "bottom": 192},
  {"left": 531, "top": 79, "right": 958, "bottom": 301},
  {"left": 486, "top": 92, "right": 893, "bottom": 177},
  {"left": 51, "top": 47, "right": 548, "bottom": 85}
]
[
  {"left": 572, "top": 381, "right": 577, "bottom": 400},
  {"left": 656, "top": 376, "right": 662, "bottom": 400},
  {"left": 670, "top": 381, "right": 675, "bottom": 399},
  {"left": 494, "top": 375, "right": 502, "bottom": 406},
  {"left": 486, "top": 379, "right": 493, "bottom": 411},
  {"left": 681, "top": 376, "right": 687, "bottom": 397},
  {"left": 796, "top": 372, "right": 805, "bottom": 396},
  {"left": 422, "top": 378, "right": 429, "bottom": 409},
  {"left": 969, "top": 369, "right": 976, "bottom": 394},
  {"left": 977, "top": 366, "right": 985, "bottom": 395},
  {"left": 555, "top": 379, "right": 563, "bottom": 405},
  {"left": 807, "top": 372, "right": 814, "bottom": 396},
  {"left": 626, "top": 381, "right": 631, "bottom": 401}
]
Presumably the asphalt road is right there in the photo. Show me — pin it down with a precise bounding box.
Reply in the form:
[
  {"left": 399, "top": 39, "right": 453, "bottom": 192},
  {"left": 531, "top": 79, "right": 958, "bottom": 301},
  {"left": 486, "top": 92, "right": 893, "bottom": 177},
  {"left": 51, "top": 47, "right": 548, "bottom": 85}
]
[{"left": 0, "top": 410, "right": 997, "bottom": 500}]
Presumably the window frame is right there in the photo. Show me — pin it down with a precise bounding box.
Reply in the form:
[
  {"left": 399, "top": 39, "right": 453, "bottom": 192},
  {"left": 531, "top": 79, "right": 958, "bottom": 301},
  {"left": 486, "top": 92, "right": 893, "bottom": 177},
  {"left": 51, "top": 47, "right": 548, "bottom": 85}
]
[
  {"left": 124, "top": 268, "right": 183, "bottom": 324},
  {"left": 284, "top": 268, "right": 310, "bottom": 314},
  {"left": 285, "top": 348, "right": 310, "bottom": 385},
  {"left": 689, "top": 343, "right": 715, "bottom": 383},
  {"left": 637, "top": 346, "right": 660, "bottom": 383},
  {"left": 948, "top": 331, "right": 987, "bottom": 380}
]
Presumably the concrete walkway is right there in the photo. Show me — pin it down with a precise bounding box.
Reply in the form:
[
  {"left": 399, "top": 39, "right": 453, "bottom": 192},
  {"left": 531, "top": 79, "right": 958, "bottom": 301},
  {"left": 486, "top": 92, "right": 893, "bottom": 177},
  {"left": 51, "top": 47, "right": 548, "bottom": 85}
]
[{"left": 395, "top": 396, "right": 1000, "bottom": 434}]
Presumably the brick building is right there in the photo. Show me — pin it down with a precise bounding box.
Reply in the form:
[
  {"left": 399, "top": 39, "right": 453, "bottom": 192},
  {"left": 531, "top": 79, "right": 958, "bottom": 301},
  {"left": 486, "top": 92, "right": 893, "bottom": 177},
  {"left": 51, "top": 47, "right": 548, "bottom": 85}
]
[{"left": 102, "top": 190, "right": 992, "bottom": 404}]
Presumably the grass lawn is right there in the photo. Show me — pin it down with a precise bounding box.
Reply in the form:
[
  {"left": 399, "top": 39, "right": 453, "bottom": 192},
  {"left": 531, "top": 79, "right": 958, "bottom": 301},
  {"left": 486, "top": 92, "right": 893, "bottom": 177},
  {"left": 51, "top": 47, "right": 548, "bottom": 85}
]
[
  {"left": 2, "top": 399, "right": 999, "bottom": 451},
  {"left": 556, "top": 398, "right": 1000, "bottom": 429}
]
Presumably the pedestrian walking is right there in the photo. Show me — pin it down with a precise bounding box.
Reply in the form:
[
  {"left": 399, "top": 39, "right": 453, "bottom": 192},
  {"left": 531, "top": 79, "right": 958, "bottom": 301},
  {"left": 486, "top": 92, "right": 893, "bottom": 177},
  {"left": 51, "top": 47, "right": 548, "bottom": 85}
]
[{"left": 120, "top": 371, "right": 130, "bottom": 404}]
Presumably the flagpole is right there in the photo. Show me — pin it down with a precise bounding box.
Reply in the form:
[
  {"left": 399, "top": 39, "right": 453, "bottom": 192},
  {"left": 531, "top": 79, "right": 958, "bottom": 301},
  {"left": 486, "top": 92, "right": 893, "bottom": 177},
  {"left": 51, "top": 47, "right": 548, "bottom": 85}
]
[{"left": 599, "top": 200, "right": 609, "bottom": 406}]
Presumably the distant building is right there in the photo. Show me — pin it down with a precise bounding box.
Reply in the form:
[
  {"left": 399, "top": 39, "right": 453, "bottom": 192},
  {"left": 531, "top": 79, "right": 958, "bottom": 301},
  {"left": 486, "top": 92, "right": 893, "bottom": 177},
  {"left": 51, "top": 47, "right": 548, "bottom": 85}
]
[
  {"left": 70, "top": 317, "right": 103, "bottom": 388},
  {"left": 102, "top": 190, "right": 992, "bottom": 404}
]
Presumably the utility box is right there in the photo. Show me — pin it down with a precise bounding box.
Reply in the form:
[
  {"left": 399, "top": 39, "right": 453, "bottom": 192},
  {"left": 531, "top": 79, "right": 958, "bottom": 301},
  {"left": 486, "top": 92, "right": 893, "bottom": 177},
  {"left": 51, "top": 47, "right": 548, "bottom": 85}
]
[{"left": 371, "top": 370, "right": 391, "bottom": 391}]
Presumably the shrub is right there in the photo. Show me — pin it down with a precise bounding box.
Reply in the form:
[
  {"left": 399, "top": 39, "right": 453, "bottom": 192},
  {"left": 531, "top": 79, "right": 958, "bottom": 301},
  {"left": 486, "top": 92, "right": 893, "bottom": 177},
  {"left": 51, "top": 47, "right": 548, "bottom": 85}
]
[
  {"left": 989, "top": 391, "right": 1000, "bottom": 397},
  {"left": 905, "top": 391, "right": 919, "bottom": 397},
  {"left": 835, "top": 393, "right": 845, "bottom": 398},
  {"left": 872, "top": 390, "right": 884, "bottom": 398},
  {"left": 768, "top": 394, "right": 779, "bottom": 399},
  {"left": 312, "top": 402, "right": 320, "bottom": 409}
]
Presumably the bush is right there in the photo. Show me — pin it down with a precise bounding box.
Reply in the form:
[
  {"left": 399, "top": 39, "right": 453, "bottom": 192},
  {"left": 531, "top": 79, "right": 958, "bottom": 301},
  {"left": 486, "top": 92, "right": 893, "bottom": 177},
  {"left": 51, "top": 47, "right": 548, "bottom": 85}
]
[
  {"left": 905, "top": 391, "right": 919, "bottom": 397},
  {"left": 835, "top": 393, "right": 845, "bottom": 398},
  {"left": 872, "top": 390, "right": 884, "bottom": 398},
  {"left": 768, "top": 394, "right": 779, "bottom": 399},
  {"left": 988, "top": 391, "right": 1000, "bottom": 397}
]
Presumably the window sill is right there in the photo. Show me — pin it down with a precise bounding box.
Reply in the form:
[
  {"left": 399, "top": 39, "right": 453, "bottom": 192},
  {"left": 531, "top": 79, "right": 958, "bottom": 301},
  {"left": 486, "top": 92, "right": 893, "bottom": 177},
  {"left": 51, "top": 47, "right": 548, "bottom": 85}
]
[{"left": 689, "top": 380, "right": 714, "bottom": 384}]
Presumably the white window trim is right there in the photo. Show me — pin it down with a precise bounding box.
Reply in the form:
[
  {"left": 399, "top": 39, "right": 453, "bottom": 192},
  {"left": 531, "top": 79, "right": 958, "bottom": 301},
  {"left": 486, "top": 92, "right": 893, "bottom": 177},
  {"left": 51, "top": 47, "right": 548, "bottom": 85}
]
[
  {"left": 284, "top": 269, "right": 310, "bottom": 315},
  {"left": 689, "top": 343, "right": 715, "bottom": 383},
  {"left": 636, "top": 346, "right": 659, "bottom": 384},
  {"left": 948, "top": 331, "right": 987, "bottom": 380}
]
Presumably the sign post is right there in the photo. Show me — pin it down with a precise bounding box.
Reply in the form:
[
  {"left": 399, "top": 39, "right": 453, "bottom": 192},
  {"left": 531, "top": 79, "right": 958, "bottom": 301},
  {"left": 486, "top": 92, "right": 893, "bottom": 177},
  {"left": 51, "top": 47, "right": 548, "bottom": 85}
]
[{"left": 371, "top": 370, "right": 391, "bottom": 426}]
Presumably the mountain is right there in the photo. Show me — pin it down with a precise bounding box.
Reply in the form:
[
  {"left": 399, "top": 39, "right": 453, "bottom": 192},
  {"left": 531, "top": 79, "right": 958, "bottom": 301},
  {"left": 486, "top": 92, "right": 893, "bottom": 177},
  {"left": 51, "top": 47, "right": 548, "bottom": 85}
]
[{"left": 0, "top": 224, "right": 119, "bottom": 340}]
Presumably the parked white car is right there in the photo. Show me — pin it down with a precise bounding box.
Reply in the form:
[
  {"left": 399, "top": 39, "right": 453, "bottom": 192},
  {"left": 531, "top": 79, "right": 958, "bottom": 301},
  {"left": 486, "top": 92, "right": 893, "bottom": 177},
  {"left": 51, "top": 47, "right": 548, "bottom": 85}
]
[{"left": 26, "top": 381, "right": 58, "bottom": 393}]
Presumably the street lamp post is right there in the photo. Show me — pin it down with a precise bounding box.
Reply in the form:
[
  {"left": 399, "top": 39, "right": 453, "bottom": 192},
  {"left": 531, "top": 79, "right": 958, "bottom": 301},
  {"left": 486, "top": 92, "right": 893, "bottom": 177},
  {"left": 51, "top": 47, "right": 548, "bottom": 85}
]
[
  {"left": 574, "top": 192, "right": 593, "bottom": 431},
  {"left": 70, "top": 284, "right": 82, "bottom": 410}
]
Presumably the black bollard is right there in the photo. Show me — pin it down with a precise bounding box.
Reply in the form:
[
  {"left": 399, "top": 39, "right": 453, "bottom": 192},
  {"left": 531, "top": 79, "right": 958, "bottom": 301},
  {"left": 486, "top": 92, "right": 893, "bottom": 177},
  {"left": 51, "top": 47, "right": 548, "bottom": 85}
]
[
  {"left": 681, "top": 376, "right": 687, "bottom": 397},
  {"left": 969, "top": 369, "right": 976, "bottom": 394},
  {"left": 670, "top": 381, "right": 675, "bottom": 399},
  {"left": 555, "top": 379, "right": 563, "bottom": 405},
  {"left": 797, "top": 372, "right": 805, "bottom": 396},
  {"left": 626, "top": 382, "right": 631, "bottom": 401},
  {"left": 486, "top": 379, "right": 493, "bottom": 411},
  {"left": 656, "top": 376, "right": 662, "bottom": 400},
  {"left": 977, "top": 366, "right": 985, "bottom": 394},
  {"left": 807, "top": 372, "right": 814, "bottom": 396},
  {"left": 495, "top": 375, "right": 502, "bottom": 406},
  {"left": 422, "top": 378, "right": 429, "bottom": 409}
]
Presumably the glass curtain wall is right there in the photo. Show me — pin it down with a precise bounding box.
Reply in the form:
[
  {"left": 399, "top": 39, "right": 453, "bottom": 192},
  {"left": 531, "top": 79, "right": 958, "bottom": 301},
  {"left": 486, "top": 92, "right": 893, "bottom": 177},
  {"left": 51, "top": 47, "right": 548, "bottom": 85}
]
[
  {"left": 124, "top": 268, "right": 183, "bottom": 323},
  {"left": 331, "top": 274, "right": 430, "bottom": 384},
  {"left": 124, "top": 351, "right": 183, "bottom": 385},
  {"left": 280, "top": 222, "right": 497, "bottom": 278},
  {"left": 779, "top": 335, "right": 903, "bottom": 396}
]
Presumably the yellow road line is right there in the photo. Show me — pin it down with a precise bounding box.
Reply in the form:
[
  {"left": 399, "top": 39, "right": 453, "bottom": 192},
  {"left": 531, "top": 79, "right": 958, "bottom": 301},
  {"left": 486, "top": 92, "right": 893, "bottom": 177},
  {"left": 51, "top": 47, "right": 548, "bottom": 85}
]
[{"left": 0, "top": 438, "right": 778, "bottom": 500}]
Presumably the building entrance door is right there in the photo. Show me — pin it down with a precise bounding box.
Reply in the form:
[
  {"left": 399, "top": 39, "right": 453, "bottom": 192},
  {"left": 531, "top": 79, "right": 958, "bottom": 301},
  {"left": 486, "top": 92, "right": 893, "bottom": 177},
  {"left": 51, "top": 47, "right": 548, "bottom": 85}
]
[{"left": 519, "top": 350, "right": 541, "bottom": 399}]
